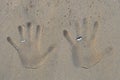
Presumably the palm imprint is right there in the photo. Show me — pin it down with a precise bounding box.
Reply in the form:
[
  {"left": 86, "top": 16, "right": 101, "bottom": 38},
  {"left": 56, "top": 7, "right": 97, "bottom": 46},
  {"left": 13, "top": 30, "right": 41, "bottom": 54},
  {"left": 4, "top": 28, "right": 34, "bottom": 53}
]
[
  {"left": 63, "top": 18, "right": 113, "bottom": 69},
  {"left": 7, "top": 22, "right": 55, "bottom": 69}
]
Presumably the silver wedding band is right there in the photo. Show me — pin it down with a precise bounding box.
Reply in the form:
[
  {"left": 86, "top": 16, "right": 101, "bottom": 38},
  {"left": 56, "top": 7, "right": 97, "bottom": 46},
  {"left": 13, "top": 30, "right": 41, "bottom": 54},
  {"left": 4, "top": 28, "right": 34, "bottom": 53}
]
[
  {"left": 21, "top": 40, "right": 26, "bottom": 43},
  {"left": 76, "top": 36, "right": 82, "bottom": 41}
]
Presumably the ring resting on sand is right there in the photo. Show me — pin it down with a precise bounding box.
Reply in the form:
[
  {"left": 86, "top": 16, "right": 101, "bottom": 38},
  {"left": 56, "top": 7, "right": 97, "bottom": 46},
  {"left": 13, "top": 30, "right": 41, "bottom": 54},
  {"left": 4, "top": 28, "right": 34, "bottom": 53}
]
[
  {"left": 76, "top": 36, "right": 82, "bottom": 41},
  {"left": 21, "top": 40, "right": 26, "bottom": 43}
]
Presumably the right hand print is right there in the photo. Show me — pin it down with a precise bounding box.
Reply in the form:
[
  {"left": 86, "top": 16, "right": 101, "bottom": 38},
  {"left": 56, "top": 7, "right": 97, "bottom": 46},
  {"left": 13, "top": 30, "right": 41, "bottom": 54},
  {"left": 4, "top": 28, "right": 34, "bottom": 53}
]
[
  {"left": 7, "top": 22, "right": 55, "bottom": 69},
  {"left": 63, "top": 18, "right": 113, "bottom": 69}
]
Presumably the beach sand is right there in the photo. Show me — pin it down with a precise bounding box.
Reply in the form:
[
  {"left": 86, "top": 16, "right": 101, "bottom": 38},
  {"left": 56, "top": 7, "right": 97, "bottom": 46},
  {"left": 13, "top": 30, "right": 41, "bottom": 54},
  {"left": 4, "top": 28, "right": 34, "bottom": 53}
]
[{"left": 0, "top": 0, "right": 119, "bottom": 80}]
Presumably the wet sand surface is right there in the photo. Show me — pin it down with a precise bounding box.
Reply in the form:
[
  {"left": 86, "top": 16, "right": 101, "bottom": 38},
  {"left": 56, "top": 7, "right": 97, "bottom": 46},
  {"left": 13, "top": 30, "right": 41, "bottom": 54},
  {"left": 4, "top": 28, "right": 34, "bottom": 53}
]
[{"left": 0, "top": 0, "right": 120, "bottom": 80}]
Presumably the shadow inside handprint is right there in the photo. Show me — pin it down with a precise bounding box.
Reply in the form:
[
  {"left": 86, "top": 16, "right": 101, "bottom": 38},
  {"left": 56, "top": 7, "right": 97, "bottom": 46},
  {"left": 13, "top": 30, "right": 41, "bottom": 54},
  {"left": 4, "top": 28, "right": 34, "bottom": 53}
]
[
  {"left": 7, "top": 22, "right": 55, "bottom": 69},
  {"left": 63, "top": 18, "right": 113, "bottom": 69}
]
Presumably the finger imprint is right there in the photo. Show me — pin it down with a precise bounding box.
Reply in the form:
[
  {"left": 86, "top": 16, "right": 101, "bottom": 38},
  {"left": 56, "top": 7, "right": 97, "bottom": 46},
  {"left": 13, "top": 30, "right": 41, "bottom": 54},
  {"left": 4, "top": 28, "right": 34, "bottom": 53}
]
[
  {"left": 90, "top": 21, "right": 99, "bottom": 41},
  {"left": 63, "top": 30, "right": 75, "bottom": 45},
  {"left": 36, "top": 25, "right": 41, "bottom": 40},
  {"left": 82, "top": 18, "right": 88, "bottom": 40},
  {"left": 82, "top": 18, "right": 88, "bottom": 34},
  {"left": 26, "top": 22, "right": 32, "bottom": 42},
  {"left": 75, "top": 21, "right": 81, "bottom": 36},
  {"left": 41, "top": 45, "right": 56, "bottom": 61},
  {"left": 18, "top": 26, "right": 24, "bottom": 41},
  {"left": 7, "top": 37, "right": 19, "bottom": 51}
]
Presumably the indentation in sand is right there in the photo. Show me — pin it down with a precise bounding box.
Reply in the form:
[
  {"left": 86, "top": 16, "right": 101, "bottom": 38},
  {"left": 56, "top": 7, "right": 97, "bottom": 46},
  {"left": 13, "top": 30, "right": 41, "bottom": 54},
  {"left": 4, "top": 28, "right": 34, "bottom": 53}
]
[
  {"left": 7, "top": 22, "right": 56, "bottom": 69},
  {"left": 63, "top": 17, "right": 113, "bottom": 69}
]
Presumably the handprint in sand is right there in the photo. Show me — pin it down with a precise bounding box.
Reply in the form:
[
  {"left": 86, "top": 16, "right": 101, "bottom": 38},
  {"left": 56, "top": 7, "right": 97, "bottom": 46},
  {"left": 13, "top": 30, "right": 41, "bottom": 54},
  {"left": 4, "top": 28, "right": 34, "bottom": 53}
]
[
  {"left": 7, "top": 22, "right": 55, "bottom": 69},
  {"left": 63, "top": 18, "right": 113, "bottom": 69}
]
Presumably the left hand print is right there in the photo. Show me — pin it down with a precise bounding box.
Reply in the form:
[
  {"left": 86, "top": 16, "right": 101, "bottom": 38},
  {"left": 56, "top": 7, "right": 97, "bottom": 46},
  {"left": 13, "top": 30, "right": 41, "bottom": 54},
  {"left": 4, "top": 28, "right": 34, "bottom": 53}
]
[
  {"left": 7, "top": 22, "right": 55, "bottom": 69},
  {"left": 63, "top": 18, "right": 113, "bottom": 69}
]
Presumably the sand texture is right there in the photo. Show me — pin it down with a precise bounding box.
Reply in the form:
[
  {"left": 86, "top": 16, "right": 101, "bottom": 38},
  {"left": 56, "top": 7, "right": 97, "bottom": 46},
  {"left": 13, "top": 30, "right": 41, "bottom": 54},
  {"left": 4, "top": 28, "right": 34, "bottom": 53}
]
[{"left": 0, "top": 0, "right": 119, "bottom": 80}]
